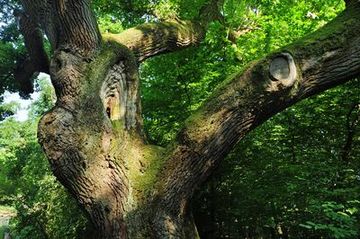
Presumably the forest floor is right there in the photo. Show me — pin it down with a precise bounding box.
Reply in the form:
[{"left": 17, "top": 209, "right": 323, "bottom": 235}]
[{"left": 0, "top": 206, "right": 16, "bottom": 238}]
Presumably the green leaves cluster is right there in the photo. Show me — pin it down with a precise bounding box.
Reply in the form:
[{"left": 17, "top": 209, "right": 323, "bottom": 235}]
[{"left": 299, "top": 200, "right": 359, "bottom": 239}]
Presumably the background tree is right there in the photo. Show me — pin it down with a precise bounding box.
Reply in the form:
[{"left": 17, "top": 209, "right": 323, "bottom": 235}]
[{"left": 0, "top": 0, "right": 359, "bottom": 238}]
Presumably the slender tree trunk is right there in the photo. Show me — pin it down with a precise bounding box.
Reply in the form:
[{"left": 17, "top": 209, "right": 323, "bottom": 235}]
[{"left": 341, "top": 102, "right": 359, "bottom": 162}]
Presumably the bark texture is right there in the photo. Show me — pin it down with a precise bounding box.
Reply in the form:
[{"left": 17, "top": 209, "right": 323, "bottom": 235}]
[
  {"left": 13, "top": 8, "right": 49, "bottom": 95},
  {"left": 103, "top": 21, "right": 205, "bottom": 62},
  {"left": 21, "top": 0, "right": 101, "bottom": 54},
  {"left": 14, "top": 0, "right": 360, "bottom": 238}
]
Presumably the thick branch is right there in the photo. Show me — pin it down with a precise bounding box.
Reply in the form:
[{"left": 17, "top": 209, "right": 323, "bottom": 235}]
[
  {"left": 103, "top": 20, "right": 205, "bottom": 62},
  {"left": 13, "top": 58, "right": 37, "bottom": 96},
  {"left": 15, "top": 10, "right": 49, "bottom": 73},
  {"left": 13, "top": 10, "right": 49, "bottom": 95},
  {"left": 52, "top": 0, "right": 101, "bottom": 54},
  {"left": 150, "top": 3, "right": 360, "bottom": 235},
  {"left": 21, "top": 0, "right": 101, "bottom": 55},
  {"left": 21, "top": 0, "right": 57, "bottom": 50},
  {"left": 103, "top": 0, "right": 224, "bottom": 62}
]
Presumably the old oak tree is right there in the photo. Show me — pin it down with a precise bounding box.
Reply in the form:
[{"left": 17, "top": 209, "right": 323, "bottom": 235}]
[{"left": 8, "top": 0, "right": 360, "bottom": 238}]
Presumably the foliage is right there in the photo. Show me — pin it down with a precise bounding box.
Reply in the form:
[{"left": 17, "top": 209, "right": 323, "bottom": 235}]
[
  {"left": 194, "top": 80, "right": 360, "bottom": 238},
  {"left": 0, "top": 0, "right": 26, "bottom": 97},
  {"left": 0, "top": 79, "right": 90, "bottom": 239},
  {"left": 0, "top": 41, "right": 27, "bottom": 97},
  {"left": 28, "top": 77, "right": 56, "bottom": 118},
  {"left": 0, "top": 101, "right": 19, "bottom": 121}
]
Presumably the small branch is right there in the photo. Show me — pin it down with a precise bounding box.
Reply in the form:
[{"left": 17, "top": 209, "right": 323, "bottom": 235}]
[
  {"left": 346, "top": 0, "right": 358, "bottom": 7},
  {"left": 198, "top": 0, "right": 225, "bottom": 27},
  {"left": 228, "top": 28, "right": 253, "bottom": 43}
]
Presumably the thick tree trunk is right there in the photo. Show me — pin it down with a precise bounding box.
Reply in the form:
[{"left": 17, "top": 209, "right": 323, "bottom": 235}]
[
  {"left": 37, "top": 43, "right": 199, "bottom": 238},
  {"left": 15, "top": 0, "right": 360, "bottom": 238}
]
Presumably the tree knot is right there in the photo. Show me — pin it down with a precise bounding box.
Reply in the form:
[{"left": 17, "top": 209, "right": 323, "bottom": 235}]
[{"left": 269, "top": 52, "right": 297, "bottom": 88}]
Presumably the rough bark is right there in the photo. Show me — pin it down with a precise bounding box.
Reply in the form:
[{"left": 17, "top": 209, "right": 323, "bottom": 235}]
[
  {"left": 13, "top": 8, "right": 49, "bottom": 95},
  {"left": 21, "top": 0, "right": 101, "bottom": 55},
  {"left": 13, "top": 0, "right": 360, "bottom": 238},
  {"left": 103, "top": 20, "right": 205, "bottom": 62}
]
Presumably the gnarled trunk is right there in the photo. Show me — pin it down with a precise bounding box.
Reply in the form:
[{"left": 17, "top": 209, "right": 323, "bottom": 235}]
[
  {"left": 37, "top": 42, "right": 200, "bottom": 238},
  {"left": 14, "top": 0, "right": 360, "bottom": 238}
]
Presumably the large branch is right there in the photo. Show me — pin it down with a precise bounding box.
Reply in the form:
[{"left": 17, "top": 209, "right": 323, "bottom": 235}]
[
  {"left": 103, "top": 0, "right": 224, "bottom": 62},
  {"left": 52, "top": 0, "right": 101, "bottom": 54},
  {"left": 20, "top": 0, "right": 56, "bottom": 47},
  {"left": 15, "top": 10, "right": 49, "bottom": 73},
  {"left": 21, "top": 0, "right": 101, "bottom": 55},
  {"left": 150, "top": 2, "right": 360, "bottom": 235},
  {"left": 103, "top": 20, "right": 205, "bottom": 62}
]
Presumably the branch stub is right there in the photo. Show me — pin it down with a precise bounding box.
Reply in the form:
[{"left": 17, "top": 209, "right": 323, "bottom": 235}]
[{"left": 269, "top": 53, "right": 297, "bottom": 87}]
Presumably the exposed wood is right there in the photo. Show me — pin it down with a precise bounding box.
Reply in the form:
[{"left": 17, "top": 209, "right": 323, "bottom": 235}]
[{"left": 269, "top": 53, "right": 297, "bottom": 87}]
